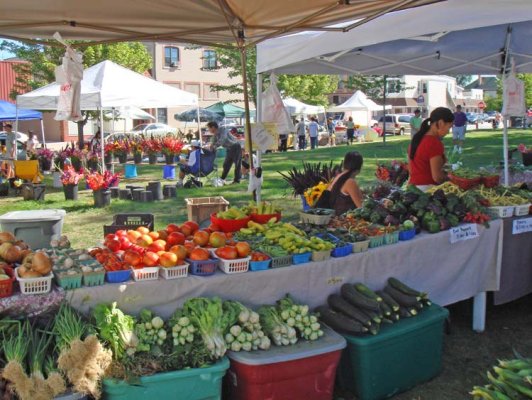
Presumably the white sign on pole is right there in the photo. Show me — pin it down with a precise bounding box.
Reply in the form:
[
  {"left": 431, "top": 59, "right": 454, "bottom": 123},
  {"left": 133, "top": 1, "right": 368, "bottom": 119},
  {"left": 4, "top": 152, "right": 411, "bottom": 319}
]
[
  {"left": 449, "top": 224, "right": 479, "bottom": 243},
  {"left": 512, "top": 217, "right": 532, "bottom": 235}
]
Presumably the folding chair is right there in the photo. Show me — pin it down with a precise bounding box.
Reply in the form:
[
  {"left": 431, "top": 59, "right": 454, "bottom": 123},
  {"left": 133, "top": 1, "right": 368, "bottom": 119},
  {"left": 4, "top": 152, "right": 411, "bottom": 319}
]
[{"left": 183, "top": 148, "right": 219, "bottom": 188}]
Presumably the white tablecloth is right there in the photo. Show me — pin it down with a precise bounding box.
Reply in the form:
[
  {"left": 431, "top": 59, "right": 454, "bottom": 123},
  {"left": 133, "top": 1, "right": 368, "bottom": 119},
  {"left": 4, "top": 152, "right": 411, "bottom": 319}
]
[{"left": 69, "top": 220, "right": 503, "bottom": 318}]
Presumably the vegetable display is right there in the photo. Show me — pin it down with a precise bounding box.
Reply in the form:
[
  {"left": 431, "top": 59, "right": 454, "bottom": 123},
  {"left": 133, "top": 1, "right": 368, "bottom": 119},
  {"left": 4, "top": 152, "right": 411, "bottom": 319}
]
[
  {"left": 93, "top": 302, "right": 138, "bottom": 359},
  {"left": 316, "top": 278, "right": 431, "bottom": 336}
]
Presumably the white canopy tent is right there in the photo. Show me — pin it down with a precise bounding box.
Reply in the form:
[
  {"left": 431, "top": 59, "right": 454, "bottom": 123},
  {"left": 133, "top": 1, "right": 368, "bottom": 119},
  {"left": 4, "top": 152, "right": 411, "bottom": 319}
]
[
  {"left": 105, "top": 106, "right": 155, "bottom": 121},
  {"left": 283, "top": 98, "right": 325, "bottom": 116},
  {"left": 328, "top": 90, "right": 390, "bottom": 127},
  {"left": 257, "top": 0, "right": 532, "bottom": 186},
  {"left": 17, "top": 60, "right": 198, "bottom": 170}
]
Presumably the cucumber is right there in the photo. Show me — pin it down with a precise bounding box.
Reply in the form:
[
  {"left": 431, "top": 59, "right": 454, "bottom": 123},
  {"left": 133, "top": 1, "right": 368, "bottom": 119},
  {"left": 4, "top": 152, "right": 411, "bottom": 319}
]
[
  {"left": 341, "top": 284, "right": 381, "bottom": 312},
  {"left": 368, "top": 325, "right": 380, "bottom": 335},
  {"left": 327, "top": 295, "right": 372, "bottom": 327},
  {"left": 388, "top": 277, "right": 427, "bottom": 298},
  {"left": 378, "top": 301, "right": 392, "bottom": 317},
  {"left": 315, "top": 306, "right": 368, "bottom": 335},
  {"left": 353, "top": 283, "right": 383, "bottom": 302},
  {"left": 377, "top": 290, "right": 400, "bottom": 312},
  {"left": 384, "top": 285, "right": 422, "bottom": 308}
]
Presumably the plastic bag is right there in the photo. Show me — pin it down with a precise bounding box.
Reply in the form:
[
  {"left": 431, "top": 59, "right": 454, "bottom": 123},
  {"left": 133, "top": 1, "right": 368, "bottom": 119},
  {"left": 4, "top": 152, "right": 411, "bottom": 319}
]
[
  {"left": 502, "top": 73, "right": 526, "bottom": 117},
  {"left": 55, "top": 46, "right": 84, "bottom": 122},
  {"left": 260, "top": 74, "right": 295, "bottom": 136}
]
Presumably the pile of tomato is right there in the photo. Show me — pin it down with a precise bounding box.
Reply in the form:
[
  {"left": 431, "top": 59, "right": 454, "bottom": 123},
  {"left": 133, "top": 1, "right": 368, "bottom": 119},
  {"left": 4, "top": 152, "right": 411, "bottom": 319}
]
[
  {"left": 88, "top": 247, "right": 128, "bottom": 272},
  {"left": 463, "top": 211, "right": 490, "bottom": 224},
  {"left": 250, "top": 252, "right": 270, "bottom": 262}
]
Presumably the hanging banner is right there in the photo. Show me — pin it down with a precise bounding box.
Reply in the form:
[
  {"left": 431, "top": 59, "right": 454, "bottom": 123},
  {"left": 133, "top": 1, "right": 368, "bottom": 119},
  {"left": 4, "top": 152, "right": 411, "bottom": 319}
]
[
  {"left": 251, "top": 122, "right": 279, "bottom": 152},
  {"left": 501, "top": 73, "right": 526, "bottom": 117}
]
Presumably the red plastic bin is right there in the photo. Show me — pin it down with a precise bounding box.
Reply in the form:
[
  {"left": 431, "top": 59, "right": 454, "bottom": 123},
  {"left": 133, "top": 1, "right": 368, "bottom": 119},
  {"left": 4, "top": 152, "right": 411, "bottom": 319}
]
[
  {"left": 210, "top": 213, "right": 250, "bottom": 233},
  {"left": 0, "top": 266, "right": 15, "bottom": 298},
  {"left": 225, "top": 326, "right": 346, "bottom": 400}
]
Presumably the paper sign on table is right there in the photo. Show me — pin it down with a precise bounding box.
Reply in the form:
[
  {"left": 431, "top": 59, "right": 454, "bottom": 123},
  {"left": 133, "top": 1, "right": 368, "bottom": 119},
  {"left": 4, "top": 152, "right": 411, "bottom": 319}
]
[
  {"left": 449, "top": 224, "right": 479, "bottom": 243},
  {"left": 512, "top": 217, "right": 532, "bottom": 235}
]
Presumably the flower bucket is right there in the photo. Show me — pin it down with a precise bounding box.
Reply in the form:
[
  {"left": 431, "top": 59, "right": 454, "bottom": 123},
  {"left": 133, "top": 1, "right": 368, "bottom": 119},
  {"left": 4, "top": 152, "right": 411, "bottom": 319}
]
[
  {"left": 63, "top": 184, "right": 79, "bottom": 201},
  {"left": 522, "top": 152, "right": 532, "bottom": 167},
  {"left": 104, "top": 154, "right": 113, "bottom": 165},
  {"left": 165, "top": 154, "right": 175, "bottom": 165},
  {"left": 93, "top": 189, "right": 111, "bottom": 208},
  {"left": 52, "top": 171, "right": 62, "bottom": 188},
  {"left": 148, "top": 154, "right": 158, "bottom": 164},
  {"left": 134, "top": 152, "right": 143, "bottom": 164},
  {"left": 39, "top": 158, "right": 51, "bottom": 171},
  {"left": 87, "top": 159, "right": 99, "bottom": 171},
  {"left": 71, "top": 157, "right": 82, "bottom": 172}
]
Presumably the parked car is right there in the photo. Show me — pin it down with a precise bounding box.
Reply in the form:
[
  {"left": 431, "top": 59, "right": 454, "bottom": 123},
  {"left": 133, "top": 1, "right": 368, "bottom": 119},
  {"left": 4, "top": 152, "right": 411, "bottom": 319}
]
[
  {"left": 377, "top": 114, "right": 412, "bottom": 135},
  {"left": 131, "top": 123, "right": 177, "bottom": 135},
  {"left": 0, "top": 131, "right": 27, "bottom": 160}
]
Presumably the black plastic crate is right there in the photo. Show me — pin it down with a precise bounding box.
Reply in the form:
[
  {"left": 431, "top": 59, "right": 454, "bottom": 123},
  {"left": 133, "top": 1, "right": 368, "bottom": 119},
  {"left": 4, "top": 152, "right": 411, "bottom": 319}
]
[{"left": 103, "top": 213, "right": 154, "bottom": 236}]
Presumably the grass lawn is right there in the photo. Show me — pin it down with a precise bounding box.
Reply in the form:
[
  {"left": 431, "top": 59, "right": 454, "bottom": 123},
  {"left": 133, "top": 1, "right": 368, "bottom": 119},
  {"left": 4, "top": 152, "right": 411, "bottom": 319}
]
[{"left": 0, "top": 128, "right": 530, "bottom": 248}]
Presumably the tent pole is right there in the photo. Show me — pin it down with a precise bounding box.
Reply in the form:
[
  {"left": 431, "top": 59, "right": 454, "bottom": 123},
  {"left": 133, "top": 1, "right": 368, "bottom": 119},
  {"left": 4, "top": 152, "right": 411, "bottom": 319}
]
[
  {"left": 99, "top": 107, "right": 105, "bottom": 172},
  {"left": 256, "top": 73, "right": 263, "bottom": 202},
  {"left": 240, "top": 47, "right": 254, "bottom": 170},
  {"left": 197, "top": 105, "right": 202, "bottom": 143},
  {"left": 382, "top": 75, "right": 387, "bottom": 145},
  {"left": 501, "top": 26, "right": 512, "bottom": 187},
  {"left": 40, "top": 119, "right": 46, "bottom": 146}
]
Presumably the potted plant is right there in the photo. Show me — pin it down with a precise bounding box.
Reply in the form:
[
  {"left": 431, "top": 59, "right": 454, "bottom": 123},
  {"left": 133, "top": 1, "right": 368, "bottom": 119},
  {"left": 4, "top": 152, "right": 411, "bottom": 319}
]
[
  {"left": 113, "top": 139, "right": 129, "bottom": 164},
  {"left": 61, "top": 165, "right": 83, "bottom": 200},
  {"left": 104, "top": 143, "right": 115, "bottom": 165},
  {"left": 161, "top": 136, "right": 184, "bottom": 165},
  {"left": 518, "top": 143, "right": 532, "bottom": 166},
  {"left": 130, "top": 139, "right": 143, "bottom": 164},
  {"left": 36, "top": 147, "right": 54, "bottom": 172},
  {"left": 143, "top": 136, "right": 161, "bottom": 164},
  {"left": 85, "top": 169, "right": 120, "bottom": 207}
]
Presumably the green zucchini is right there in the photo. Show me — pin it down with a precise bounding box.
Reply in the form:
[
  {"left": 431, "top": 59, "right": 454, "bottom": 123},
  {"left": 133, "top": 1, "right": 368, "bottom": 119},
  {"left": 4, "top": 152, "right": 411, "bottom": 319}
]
[
  {"left": 381, "top": 317, "right": 394, "bottom": 324},
  {"left": 378, "top": 301, "right": 392, "bottom": 317},
  {"left": 327, "top": 295, "right": 372, "bottom": 327},
  {"left": 341, "top": 284, "right": 381, "bottom": 312},
  {"left": 384, "top": 285, "right": 422, "bottom": 308},
  {"left": 388, "top": 277, "right": 427, "bottom": 298},
  {"left": 360, "top": 308, "right": 382, "bottom": 324},
  {"left": 398, "top": 307, "right": 415, "bottom": 318},
  {"left": 353, "top": 283, "right": 383, "bottom": 302},
  {"left": 368, "top": 325, "right": 380, "bottom": 335},
  {"left": 377, "top": 290, "right": 400, "bottom": 312},
  {"left": 315, "top": 306, "right": 368, "bottom": 335}
]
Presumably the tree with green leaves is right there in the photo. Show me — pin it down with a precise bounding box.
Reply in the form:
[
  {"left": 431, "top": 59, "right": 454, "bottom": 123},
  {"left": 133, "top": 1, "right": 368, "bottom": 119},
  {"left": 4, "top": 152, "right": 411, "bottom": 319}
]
[
  {"left": 0, "top": 40, "right": 152, "bottom": 147},
  {"left": 209, "top": 46, "right": 338, "bottom": 107},
  {"left": 455, "top": 75, "right": 473, "bottom": 87}
]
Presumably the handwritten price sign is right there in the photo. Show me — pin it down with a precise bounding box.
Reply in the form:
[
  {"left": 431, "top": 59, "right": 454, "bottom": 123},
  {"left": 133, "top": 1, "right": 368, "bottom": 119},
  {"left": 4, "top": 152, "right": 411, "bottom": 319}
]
[
  {"left": 512, "top": 217, "right": 532, "bottom": 235},
  {"left": 449, "top": 224, "right": 479, "bottom": 243}
]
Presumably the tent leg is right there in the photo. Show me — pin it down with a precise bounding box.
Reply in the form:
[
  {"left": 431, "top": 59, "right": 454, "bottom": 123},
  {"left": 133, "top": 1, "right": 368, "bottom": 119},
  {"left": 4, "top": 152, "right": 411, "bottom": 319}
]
[
  {"left": 240, "top": 47, "right": 254, "bottom": 169},
  {"left": 100, "top": 108, "right": 105, "bottom": 172},
  {"left": 382, "top": 75, "right": 387, "bottom": 145},
  {"left": 197, "top": 106, "right": 202, "bottom": 143},
  {"left": 502, "top": 117, "right": 509, "bottom": 186},
  {"left": 40, "top": 119, "right": 46, "bottom": 146},
  {"left": 256, "top": 73, "right": 263, "bottom": 203}
]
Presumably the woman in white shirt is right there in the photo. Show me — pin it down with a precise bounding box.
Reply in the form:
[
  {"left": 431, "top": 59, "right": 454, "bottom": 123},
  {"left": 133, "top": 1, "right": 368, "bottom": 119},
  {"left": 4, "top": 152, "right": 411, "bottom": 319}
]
[{"left": 25, "top": 131, "right": 38, "bottom": 157}]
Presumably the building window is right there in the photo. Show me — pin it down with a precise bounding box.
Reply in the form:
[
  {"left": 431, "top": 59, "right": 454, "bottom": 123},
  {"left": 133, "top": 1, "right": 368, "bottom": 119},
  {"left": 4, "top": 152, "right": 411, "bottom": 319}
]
[
  {"left": 332, "top": 95, "right": 339, "bottom": 104},
  {"left": 203, "top": 83, "right": 219, "bottom": 100},
  {"left": 202, "top": 50, "right": 217, "bottom": 69},
  {"left": 157, "top": 108, "right": 168, "bottom": 124},
  {"left": 164, "top": 46, "right": 180, "bottom": 68},
  {"left": 164, "top": 81, "right": 181, "bottom": 90},
  {"left": 184, "top": 82, "right": 201, "bottom": 99}
]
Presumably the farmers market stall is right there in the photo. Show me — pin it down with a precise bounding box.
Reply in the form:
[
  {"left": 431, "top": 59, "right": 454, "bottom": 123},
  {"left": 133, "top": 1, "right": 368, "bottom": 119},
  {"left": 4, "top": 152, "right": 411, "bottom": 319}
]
[
  {"left": 62, "top": 220, "right": 502, "bottom": 327},
  {"left": 493, "top": 215, "right": 532, "bottom": 305}
]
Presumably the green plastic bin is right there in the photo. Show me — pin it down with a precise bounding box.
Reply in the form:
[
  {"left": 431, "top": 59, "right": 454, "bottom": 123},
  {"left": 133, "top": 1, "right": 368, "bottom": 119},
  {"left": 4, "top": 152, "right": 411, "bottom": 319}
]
[
  {"left": 102, "top": 357, "right": 229, "bottom": 400},
  {"left": 337, "top": 304, "right": 449, "bottom": 400}
]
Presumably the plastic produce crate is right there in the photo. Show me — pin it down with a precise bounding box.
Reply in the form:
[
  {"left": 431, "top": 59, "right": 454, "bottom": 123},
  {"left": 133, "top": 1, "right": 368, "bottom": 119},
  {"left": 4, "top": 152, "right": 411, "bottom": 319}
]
[
  {"left": 131, "top": 266, "right": 159, "bottom": 281},
  {"left": 103, "top": 357, "right": 229, "bottom": 400},
  {"left": 185, "top": 196, "right": 229, "bottom": 223},
  {"left": 187, "top": 258, "right": 219, "bottom": 276},
  {"left": 160, "top": 264, "right": 189, "bottom": 280},
  {"left": 487, "top": 206, "right": 514, "bottom": 219},
  {"left": 106, "top": 269, "right": 131, "bottom": 283},
  {"left": 514, "top": 204, "right": 531, "bottom": 216},
  {"left": 103, "top": 213, "right": 154, "bottom": 236},
  {"left": 337, "top": 304, "right": 449, "bottom": 400},
  {"left": 331, "top": 244, "right": 352, "bottom": 258},
  {"left": 312, "top": 250, "right": 331, "bottom": 262},
  {"left": 0, "top": 209, "right": 66, "bottom": 250},
  {"left": 218, "top": 257, "right": 250, "bottom": 274},
  {"left": 270, "top": 254, "right": 293, "bottom": 268},
  {"left": 398, "top": 229, "right": 416, "bottom": 241},
  {"left": 368, "top": 235, "right": 385, "bottom": 248},
  {"left": 352, "top": 240, "right": 370, "bottom": 253},
  {"left": 82, "top": 270, "right": 105, "bottom": 287},
  {"left": 54, "top": 270, "right": 83, "bottom": 290},
  {"left": 0, "top": 266, "right": 15, "bottom": 298},
  {"left": 249, "top": 259, "right": 271, "bottom": 271},
  {"left": 15, "top": 269, "right": 53, "bottom": 295},
  {"left": 292, "top": 252, "right": 312, "bottom": 265},
  {"left": 226, "top": 326, "right": 346, "bottom": 400},
  {"left": 383, "top": 231, "right": 399, "bottom": 245}
]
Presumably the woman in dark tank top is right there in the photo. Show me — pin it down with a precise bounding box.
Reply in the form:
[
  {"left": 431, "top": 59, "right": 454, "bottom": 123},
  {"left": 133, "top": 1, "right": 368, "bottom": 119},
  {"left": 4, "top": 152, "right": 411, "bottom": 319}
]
[{"left": 328, "top": 152, "right": 364, "bottom": 215}]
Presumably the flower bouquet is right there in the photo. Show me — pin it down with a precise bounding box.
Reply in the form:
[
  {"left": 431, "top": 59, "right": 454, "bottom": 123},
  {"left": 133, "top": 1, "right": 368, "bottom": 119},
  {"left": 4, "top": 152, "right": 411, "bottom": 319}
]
[
  {"left": 85, "top": 170, "right": 120, "bottom": 207},
  {"left": 518, "top": 143, "right": 532, "bottom": 166},
  {"left": 375, "top": 160, "right": 409, "bottom": 187},
  {"left": 304, "top": 181, "right": 329, "bottom": 208},
  {"left": 160, "top": 136, "right": 184, "bottom": 164},
  {"left": 142, "top": 136, "right": 162, "bottom": 164},
  {"left": 129, "top": 138, "right": 143, "bottom": 164},
  {"left": 61, "top": 166, "right": 83, "bottom": 200},
  {"left": 113, "top": 139, "right": 130, "bottom": 164},
  {"left": 36, "top": 148, "right": 55, "bottom": 171}
]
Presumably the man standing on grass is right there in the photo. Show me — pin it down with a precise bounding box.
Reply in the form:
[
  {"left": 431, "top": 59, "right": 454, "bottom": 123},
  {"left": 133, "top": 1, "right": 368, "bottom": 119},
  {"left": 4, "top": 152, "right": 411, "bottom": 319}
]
[
  {"left": 452, "top": 105, "right": 467, "bottom": 154},
  {"left": 207, "top": 121, "right": 242, "bottom": 185},
  {"left": 308, "top": 117, "right": 319, "bottom": 149},
  {"left": 410, "top": 109, "right": 422, "bottom": 136},
  {"left": 296, "top": 118, "right": 307, "bottom": 150}
]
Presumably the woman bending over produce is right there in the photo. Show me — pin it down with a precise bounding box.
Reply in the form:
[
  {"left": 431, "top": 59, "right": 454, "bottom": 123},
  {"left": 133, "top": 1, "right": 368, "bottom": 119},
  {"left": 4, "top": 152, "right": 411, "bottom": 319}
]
[
  {"left": 327, "top": 151, "right": 364, "bottom": 215},
  {"left": 408, "top": 107, "right": 454, "bottom": 191}
]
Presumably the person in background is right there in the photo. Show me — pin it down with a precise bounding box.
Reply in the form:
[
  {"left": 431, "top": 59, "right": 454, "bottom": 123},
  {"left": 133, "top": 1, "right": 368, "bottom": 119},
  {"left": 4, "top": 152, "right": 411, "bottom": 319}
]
[
  {"left": 327, "top": 151, "right": 364, "bottom": 215},
  {"left": 241, "top": 152, "right": 258, "bottom": 179},
  {"left": 2, "top": 124, "right": 16, "bottom": 178},
  {"left": 308, "top": 117, "right": 319, "bottom": 149},
  {"left": 345, "top": 116, "right": 355, "bottom": 144},
  {"left": 177, "top": 140, "right": 201, "bottom": 186},
  {"left": 408, "top": 107, "right": 454, "bottom": 191},
  {"left": 207, "top": 121, "right": 241, "bottom": 184},
  {"left": 327, "top": 118, "right": 335, "bottom": 146},
  {"left": 25, "top": 130, "right": 38, "bottom": 158},
  {"left": 452, "top": 105, "right": 467, "bottom": 154},
  {"left": 295, "top": 118, "right": 307, "bottom": 150},
  {"left": 410, "top": 109, "right": 422, "bottom": 136}
]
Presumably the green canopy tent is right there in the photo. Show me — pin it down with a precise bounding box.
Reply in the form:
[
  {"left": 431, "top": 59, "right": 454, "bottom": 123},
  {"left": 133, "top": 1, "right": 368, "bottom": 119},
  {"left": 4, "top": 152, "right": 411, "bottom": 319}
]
[{"left": 205, "top": 102, "right": 246, "bottom": 119}]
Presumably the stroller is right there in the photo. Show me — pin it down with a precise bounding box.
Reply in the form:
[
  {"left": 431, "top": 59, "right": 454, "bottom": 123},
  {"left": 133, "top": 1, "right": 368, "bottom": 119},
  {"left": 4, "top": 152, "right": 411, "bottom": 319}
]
[{"left": 184, "top": 148, "right": 218, "bottom": 188}]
